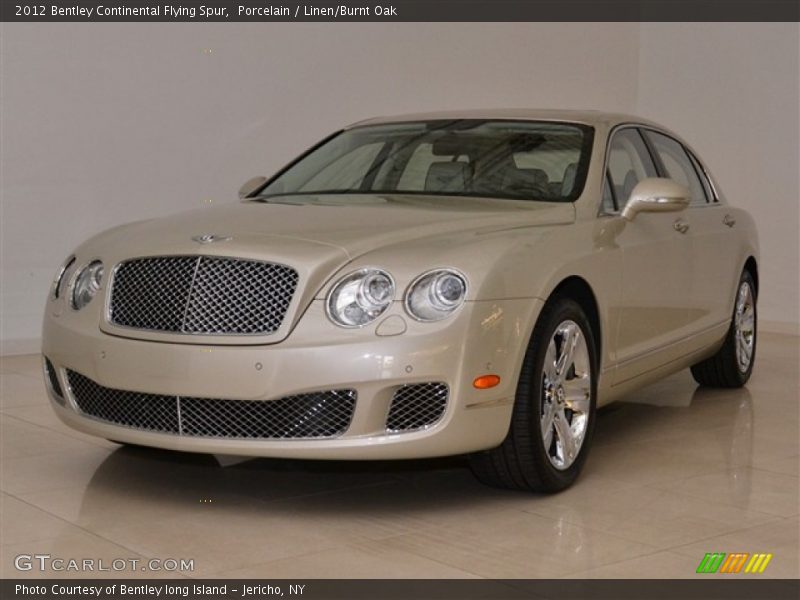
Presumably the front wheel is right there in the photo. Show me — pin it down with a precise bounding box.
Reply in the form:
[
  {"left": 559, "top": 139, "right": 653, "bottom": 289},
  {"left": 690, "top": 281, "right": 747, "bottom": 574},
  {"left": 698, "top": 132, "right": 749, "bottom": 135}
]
[
  {"left": 469, "top": 298, "right": 597, "bottom": 493},
  {"left": 691, "top": 270, "right": 757, "bottom": 388}
]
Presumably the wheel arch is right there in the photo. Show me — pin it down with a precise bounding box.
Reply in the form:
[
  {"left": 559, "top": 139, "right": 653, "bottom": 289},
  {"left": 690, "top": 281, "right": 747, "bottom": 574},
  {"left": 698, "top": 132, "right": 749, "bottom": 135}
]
[
  {"left": 744, "top": 256, "right": 759, "bottom": 296},
  {"left": 547, "top": 276, "right": 602, "bottom": 370}
]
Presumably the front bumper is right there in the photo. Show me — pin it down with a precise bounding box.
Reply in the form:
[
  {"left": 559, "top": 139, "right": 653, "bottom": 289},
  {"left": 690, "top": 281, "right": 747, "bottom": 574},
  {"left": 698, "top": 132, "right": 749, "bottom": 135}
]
[{"left": 42, "top": 298, "right": 541, "bottom": 459}]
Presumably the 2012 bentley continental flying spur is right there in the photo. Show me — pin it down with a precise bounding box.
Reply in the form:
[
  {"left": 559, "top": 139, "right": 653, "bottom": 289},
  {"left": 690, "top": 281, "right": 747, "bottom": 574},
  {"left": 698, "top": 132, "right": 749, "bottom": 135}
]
[{"left": 42, "top": 110, "right": 759, "bottom": 492}]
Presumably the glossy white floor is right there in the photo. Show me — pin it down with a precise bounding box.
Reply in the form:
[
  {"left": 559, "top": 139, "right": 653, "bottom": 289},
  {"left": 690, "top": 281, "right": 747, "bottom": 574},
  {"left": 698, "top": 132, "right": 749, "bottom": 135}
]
[{"left": 1, "top": 333, "right": 798, "bottom": 579}]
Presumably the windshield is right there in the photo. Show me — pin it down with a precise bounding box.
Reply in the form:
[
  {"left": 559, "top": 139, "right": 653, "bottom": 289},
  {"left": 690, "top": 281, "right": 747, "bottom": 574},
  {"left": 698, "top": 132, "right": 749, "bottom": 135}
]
[{"left": 255, "top": 120, "right": 594, "bottom": 203}]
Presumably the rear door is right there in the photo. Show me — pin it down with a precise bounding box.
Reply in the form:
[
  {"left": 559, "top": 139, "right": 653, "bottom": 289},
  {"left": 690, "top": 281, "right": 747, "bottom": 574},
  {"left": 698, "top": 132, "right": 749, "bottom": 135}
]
[{"left": 604, "top": 127, "right": 694, "bottom": 385}]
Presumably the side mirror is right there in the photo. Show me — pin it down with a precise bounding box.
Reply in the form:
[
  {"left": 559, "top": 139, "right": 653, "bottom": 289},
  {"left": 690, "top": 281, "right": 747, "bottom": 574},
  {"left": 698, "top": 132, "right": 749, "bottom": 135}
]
[
  {"left": 621, "top": 178, "right": 690, "bottom": 221},
  {"left": 238, "top": 176, "right": 268, "bottom": 199}
]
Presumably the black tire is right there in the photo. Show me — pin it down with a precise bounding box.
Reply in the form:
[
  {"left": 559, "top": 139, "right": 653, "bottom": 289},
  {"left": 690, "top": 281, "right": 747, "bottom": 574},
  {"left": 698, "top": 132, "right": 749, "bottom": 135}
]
[
  {"left": 469, "top": 297, "right": 598, "bottom": 493},
  {"left": 691, "top": 270, "right": 757, "bottom": 388}
]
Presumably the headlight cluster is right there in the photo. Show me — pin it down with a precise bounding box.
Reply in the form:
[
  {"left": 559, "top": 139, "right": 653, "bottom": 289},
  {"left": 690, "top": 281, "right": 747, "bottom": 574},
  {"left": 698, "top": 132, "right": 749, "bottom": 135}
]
[
  {"left": 405, "top": 270, "right": 468, "bottom": 322},
  {"left": 52, "top": 256, "right": 105, "bottom": 310},
  {"left": 71, "top": 261, "right": 104, "bottom": 310},
  {"left": 326, "top": 269, "right": 395, "bottom": 328},
  {"left": 51, "top": 255, "right": 76, "bottom": 300},
  {"left": 326, "top": 267, "right": 467, "bottom": 328}
]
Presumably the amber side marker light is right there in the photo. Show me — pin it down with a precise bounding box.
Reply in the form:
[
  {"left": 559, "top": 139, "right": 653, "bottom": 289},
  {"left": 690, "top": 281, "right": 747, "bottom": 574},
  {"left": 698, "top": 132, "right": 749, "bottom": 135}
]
[{"left": 473, "top": 375, "right": 501, "bottom": 389}]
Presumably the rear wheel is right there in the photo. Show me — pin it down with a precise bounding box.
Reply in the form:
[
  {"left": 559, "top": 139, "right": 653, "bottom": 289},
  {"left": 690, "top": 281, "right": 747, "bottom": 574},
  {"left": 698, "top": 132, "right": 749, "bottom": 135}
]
[
  {"left": 469, "top": 298, "right": 597, "bottom": 493},
  {"left": 691, "top": 270, "right": 757, "bottom": 388}
]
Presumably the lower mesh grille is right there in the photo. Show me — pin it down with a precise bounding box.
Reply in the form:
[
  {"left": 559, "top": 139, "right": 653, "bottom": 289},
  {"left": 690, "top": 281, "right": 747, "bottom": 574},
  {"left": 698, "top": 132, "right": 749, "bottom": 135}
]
[
  {"left": 66, "top": 370, "right": 356, "bottom": 439},
  {"left": 179, "top": 393, "right": 357, "bottom": 439},
  {"left": 44, "top": 357, "right": 64, "bottom": 402},
  {"left": 386, "top": 383, "right": 448, "bottom": 432},
  {"left": 68, "top": 371, "right": 179, "bottom": 433}
]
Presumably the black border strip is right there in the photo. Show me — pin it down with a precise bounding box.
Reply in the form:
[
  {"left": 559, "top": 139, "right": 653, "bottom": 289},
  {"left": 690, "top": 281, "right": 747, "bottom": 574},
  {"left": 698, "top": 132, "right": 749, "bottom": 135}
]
[
  {"left": 2, "top": 1, "right": 799, "bottom": 22},
  {"left": 3, "top": 579, "right": 800, "bottom": 600}
]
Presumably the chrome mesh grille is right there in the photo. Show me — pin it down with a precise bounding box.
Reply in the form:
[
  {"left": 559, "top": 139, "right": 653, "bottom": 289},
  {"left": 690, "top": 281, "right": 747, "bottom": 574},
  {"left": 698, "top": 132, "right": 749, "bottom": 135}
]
[
  {"left": 110, "top": 257, "right": 196, "bottom": 332},
  {"left": 109, "top": 256, "right": 299, "bottom": 335},
  {"left": 386, "top": 383, "right": 448, "bottom": 432},
  {"left": 180, "top": 393, "right": 356, "bottom": 439},
  {"left": 66, "top": 370, "right": 355, "bottom": 440},
  {"left": 68, "top": 371, "right": 179, "bottom": 433}
]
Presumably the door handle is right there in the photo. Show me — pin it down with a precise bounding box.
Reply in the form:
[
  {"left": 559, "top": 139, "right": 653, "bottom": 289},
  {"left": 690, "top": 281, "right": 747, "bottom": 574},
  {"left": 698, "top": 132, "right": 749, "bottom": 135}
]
[
  {"left": 673, "top": 219, "right": 690, "bottom": 234},
  {"left": 723, "top": 214, "right": 736, "bottom": 228}
]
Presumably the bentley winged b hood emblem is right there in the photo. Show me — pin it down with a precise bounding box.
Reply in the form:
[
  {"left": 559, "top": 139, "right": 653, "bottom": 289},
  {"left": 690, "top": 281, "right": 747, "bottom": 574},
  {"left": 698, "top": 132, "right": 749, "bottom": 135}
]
[{"left": 192, "top": 234, "right": 232, "bottom": 244}]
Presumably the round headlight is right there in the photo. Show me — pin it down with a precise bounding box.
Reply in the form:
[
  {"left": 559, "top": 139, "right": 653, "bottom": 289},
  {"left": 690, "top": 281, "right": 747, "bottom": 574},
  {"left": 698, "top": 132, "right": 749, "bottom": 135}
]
[
  {"left": 71, "top": 261, "right": 104, "bottom": 310},
  {"left": 51, "top": 255, "right": 76, "bottom": 300},
  {"left": 327, "top": 268, "right": 395, "bottom": 328},
  {"left": 405, "top": 269, "right": 467, "bottom": 322}
]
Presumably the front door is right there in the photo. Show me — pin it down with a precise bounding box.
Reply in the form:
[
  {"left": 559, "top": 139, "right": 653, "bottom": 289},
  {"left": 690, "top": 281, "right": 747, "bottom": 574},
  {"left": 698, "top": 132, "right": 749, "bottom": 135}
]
[
  {"left": 642, "top": 130, "right": 740, "bottom": 335},
  {"left": 603, "top": 127, "right": 694, "bottom": 385}
]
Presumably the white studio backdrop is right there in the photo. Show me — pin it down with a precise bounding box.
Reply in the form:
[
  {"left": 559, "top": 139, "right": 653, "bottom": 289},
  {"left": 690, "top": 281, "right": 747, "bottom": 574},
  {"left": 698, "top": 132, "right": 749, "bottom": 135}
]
[
  {"left": 638, "top": 23, "right": 800, "bottom": 337},
  {"left": 1, "top": 22, "right": 797, "bottom": 353}
]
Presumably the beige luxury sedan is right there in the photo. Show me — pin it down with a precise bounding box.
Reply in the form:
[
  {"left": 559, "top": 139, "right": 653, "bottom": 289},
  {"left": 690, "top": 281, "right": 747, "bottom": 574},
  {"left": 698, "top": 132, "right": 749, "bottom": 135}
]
[{"left": 42, "top": 110, "right": 758, "bottom": 492}]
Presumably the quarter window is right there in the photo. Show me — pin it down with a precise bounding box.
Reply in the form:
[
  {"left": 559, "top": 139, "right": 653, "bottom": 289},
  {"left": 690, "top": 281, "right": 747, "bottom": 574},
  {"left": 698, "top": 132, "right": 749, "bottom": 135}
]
[
  {"left": 644, "top": 131, "right": 708, "bottom": 204},
  {"left": 606, "top": 128, "right": 658, "bottom": 210}
]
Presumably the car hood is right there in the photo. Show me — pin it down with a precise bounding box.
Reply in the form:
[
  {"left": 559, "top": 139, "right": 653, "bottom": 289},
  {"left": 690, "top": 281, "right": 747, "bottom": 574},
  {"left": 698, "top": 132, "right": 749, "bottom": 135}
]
[
  {"left": 95, "top": 194, "right": 575, "bottom": 260},
  {"left": 82, "top": 194, "right": 573, "bottom": 345}
]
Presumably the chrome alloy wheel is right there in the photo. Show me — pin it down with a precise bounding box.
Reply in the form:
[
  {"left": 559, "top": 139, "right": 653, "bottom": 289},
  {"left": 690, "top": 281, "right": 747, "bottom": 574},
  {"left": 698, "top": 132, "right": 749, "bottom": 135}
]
[
  {"left": 734, "top": 281, "right": 755, "bottom": 373},
  {"left": 541, "top": 320, "right": 592, "bottom": 470}
]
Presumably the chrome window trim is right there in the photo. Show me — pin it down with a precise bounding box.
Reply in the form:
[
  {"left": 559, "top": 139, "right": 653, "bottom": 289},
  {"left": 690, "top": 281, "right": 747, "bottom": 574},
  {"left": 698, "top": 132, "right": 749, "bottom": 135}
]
[{"left": 685, "top": 147, "right": 720, "bottom": 203}]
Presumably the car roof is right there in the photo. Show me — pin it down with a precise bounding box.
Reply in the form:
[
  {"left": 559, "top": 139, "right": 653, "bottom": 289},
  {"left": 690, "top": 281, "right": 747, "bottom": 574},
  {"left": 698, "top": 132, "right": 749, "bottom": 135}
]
[{"left": 347, "top": 109, "right": 664, "bottom": 130}]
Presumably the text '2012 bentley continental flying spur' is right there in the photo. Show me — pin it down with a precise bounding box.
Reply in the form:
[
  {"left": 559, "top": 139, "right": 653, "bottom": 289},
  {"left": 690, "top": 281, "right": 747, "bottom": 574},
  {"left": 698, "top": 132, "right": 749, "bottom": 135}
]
[{"left": 43, "top": 110, "right": 759, "bottom": 492}]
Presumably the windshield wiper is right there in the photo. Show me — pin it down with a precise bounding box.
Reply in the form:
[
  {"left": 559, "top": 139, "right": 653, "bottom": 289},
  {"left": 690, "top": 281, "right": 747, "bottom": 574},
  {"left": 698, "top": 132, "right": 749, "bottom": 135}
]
[{"left": 252, "top": 190, "right": 368, "bottom": 201}]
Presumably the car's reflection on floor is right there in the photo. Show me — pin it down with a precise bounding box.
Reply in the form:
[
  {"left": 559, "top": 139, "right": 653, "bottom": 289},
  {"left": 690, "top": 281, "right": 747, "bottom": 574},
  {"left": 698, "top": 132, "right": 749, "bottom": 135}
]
[
  {"left": 72, "top": 378, "right": 753, "bottom": 511},
  {"left": 6, "top": 348, "right": 796, "bottom": 579},
  {"left": 40, "top": 377, "right": 750, "bottom": 568}
]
